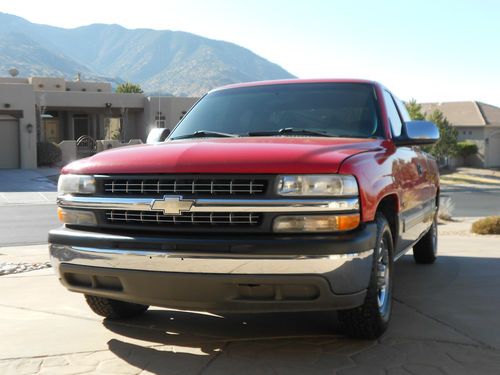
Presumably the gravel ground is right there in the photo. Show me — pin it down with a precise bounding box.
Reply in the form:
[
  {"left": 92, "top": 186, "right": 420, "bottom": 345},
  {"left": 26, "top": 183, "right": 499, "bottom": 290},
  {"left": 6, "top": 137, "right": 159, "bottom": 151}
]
[{"left": 0, "top": 261, "right": 52, "bottom": 276}]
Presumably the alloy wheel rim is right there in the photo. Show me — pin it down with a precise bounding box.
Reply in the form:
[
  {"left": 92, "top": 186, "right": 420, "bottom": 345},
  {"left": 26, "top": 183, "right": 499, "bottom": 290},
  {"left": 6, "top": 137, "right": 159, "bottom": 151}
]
[{"left": 376, "top": 237, "right": 390, "bottom": 313}]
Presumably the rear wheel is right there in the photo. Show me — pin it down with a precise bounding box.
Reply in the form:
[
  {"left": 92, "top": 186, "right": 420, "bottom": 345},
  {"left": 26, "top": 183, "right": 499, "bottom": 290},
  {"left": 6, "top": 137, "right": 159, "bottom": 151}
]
[
  {"left": 338, "top": 213, "right": 394, "bottom": 339},
  {"left": 413, "top": 214, "right": 438, "bottom": 264},
  {"left": 84, "top": 295, "right": 149, "bottom": 319}
]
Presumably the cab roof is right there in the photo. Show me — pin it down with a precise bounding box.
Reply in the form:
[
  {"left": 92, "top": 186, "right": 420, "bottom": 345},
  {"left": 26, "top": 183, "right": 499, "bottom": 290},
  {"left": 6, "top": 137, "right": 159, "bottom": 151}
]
[{"left": 212, "top": 78, "right": 380, "bottom": 93}]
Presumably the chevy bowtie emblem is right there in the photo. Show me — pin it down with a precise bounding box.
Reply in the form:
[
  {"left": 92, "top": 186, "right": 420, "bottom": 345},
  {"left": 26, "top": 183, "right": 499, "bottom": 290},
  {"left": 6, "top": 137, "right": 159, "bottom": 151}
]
[{"left": 150, "top": 195, "right": 194, "bottom": 215}]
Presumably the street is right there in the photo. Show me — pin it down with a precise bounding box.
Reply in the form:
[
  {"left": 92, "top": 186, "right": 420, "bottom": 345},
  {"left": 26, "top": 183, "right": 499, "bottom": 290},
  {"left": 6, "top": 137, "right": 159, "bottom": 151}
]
[
  {"left": 441, "top": 185, "right": 500, "bottom": 217},
  {"left": 0, "top": 169, "right": 59, "bottom": 246},
  {"left": 0, "top": 204, "right": 59, "bottom": 246}
]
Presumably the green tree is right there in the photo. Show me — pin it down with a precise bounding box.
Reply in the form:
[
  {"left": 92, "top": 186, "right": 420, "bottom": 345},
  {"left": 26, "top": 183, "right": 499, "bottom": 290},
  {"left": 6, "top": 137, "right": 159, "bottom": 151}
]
[
  {"left": 116, "top": 82, "right": 144, "bottom": 94},
  {"left": 424, "top": 109, "right": 458, "bottom": 160},
  {"left": 405, "top": 98, "right": 425, "bottom": 120}
]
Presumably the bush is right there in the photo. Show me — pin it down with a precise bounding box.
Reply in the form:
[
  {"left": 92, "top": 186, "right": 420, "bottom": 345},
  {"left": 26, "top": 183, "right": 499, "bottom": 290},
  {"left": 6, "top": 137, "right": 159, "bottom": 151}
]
[
  {"left": 37, "top": 142, "right": 62, "bottom": 166},
  {"left": 471, "top": 216, "right": 500, "bottom": 235},
  {"left": 456, "top": 141, "right": 478, "bottom": 159}
]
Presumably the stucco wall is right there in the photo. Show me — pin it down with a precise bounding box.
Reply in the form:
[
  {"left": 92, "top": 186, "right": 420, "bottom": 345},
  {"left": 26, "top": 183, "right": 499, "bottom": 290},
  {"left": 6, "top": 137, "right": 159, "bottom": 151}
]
[
  {"left": 0, "top": 83, "right": 37, "bottom": 168},
  {"left": 29, "top": 77, "right": 66, "bottom": 92},
  {"left": 66, "top": 81, "right": 112, "bottom": 93},
  {"left": 485, "top": 127, "right": 500, "bottom": 167},
  {"left": 143, "top": 96, "right": 198, "bottom": 139}
]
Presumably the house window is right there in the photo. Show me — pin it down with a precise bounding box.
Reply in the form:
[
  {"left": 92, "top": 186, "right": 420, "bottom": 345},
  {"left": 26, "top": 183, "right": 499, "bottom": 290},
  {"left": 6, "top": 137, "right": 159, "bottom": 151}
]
[
  {"left": 155, "top": 120, "right": 167, "bottom": 128},
  {"left": 468, "top": 131, "right": 472, "bottom": 135},
  {"left": 155, "top": 114, "right": 166, "bottom": 128}
]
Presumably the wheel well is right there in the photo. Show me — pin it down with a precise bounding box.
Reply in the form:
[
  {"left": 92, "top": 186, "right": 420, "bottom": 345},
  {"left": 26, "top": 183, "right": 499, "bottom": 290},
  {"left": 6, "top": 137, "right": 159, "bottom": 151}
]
[{"left": 376, "top": 195, "right": 399, "bottom": 246}]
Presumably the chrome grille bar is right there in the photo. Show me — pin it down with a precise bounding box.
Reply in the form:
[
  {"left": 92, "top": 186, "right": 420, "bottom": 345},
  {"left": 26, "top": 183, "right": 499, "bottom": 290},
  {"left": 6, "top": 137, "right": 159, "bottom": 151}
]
[
  {"left": 102, "top": 178, "right": 267, "bottom": 195},
  {"left": 105, "top": 210, "right": 262, "bottom": 226},
  {"left": 58, "top": 195, "right": 360, "bottom": 213}
]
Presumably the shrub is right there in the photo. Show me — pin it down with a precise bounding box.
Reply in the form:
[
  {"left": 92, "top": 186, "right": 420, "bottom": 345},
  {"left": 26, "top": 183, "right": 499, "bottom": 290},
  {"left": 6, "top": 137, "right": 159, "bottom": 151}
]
[
  {"left": 471, "top": 216, "right": 500, "bottom": 235},
  {"left": 37, "top": 142, "right": 62, "bottom": 166},
  {"left": 456, "top": 141, "right": 478, "bottom": 159}
]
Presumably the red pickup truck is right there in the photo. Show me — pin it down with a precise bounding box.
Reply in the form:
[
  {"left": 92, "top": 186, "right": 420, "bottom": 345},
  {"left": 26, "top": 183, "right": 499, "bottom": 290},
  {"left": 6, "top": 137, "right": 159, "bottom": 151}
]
[{"left": 50, "top": 79, "right": 440, "bottom": 339}]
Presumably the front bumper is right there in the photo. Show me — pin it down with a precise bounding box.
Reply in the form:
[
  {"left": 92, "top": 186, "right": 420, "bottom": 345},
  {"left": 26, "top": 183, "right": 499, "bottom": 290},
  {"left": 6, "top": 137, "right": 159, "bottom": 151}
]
[{"left": 49, "top": 224, "right": 376, "bottom": 313}]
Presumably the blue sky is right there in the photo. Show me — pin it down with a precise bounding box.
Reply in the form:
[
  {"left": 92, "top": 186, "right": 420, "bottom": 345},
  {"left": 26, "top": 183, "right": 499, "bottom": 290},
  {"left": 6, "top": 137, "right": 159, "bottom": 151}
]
[{"left": 2, "top": 0, "right": 499, "bottom": 106}]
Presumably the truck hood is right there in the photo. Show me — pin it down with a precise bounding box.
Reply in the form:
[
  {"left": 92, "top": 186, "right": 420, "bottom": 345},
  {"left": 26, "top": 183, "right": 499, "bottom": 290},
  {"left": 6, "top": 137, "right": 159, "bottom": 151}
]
[{"left": 63, "top": 137, "right": 384, "bottom": 175}]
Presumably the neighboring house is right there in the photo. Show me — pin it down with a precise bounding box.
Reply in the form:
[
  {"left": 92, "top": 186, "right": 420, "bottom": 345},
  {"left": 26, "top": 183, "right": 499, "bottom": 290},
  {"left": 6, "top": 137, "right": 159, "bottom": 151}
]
[
  {"left": 420, "top": 101, "right": 500, "bottom": 168},
  {"left": 0, "top": 75, "right": 198, "bottom": 169}
]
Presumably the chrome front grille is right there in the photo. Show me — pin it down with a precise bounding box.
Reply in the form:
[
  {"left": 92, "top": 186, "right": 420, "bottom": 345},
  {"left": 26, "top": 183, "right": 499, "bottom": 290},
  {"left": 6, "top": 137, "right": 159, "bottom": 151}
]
[
  {"left": 105, "top": 210, "right": 262, "bottom": 226},
  {"left": 102, "top": 177, "right": 267, "bottom": 196}
]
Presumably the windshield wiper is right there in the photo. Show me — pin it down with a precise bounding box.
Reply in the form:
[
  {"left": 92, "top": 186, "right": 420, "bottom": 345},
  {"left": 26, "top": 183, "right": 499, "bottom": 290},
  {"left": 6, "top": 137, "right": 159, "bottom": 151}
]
[
  {"left": 170, "top": 130, "right": 239, "bottom": 140},
  {"left": 247, "top": 127, "right": 333, "bottom": 137}
]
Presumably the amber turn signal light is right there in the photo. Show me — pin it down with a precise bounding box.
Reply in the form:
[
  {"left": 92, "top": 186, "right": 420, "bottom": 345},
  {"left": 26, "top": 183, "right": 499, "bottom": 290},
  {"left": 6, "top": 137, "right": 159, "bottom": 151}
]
[{"left": 273, "top": 214, "right": 360, "bottom": 233}]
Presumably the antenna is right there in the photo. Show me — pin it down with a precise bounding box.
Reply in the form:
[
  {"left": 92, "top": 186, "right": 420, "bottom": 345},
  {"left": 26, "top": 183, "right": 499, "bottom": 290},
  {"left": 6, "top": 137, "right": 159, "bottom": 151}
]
[{"left": 8, "top": 68, "right": 19, "bottom": 77}]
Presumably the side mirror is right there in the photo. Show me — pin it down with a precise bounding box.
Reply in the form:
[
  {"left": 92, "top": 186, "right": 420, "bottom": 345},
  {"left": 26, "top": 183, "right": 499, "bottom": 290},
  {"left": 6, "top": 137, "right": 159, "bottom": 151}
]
[
  {"left": 146, "top": 128, "right": 171, "bottom": 144},
  {"left": 393, "top": 121, "right": 440, "bottom": 146}
]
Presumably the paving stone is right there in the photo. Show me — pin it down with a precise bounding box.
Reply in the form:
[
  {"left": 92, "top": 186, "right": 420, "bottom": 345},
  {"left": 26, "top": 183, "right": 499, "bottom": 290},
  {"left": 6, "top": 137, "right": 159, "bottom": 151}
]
[
  {"left": 351, "top": 343, "right": 407, "bottom": 368},
  {"left": 386, "top": 368, "right": 413, "bottom": 375},
  {"left": 322, "top": 339, "right": 376, "bottom": 356},
  {"left": 6, "top": 358, "right": 43, "bottom": 375},
  {"left": 337, "top": 364, "right": 386, "bottom": 375},
  {"left": 388, "top": 341, "right": 457, "bottom": 367},
  {"left": 403, "top": 364, "right": 445, "bottom": 375}
]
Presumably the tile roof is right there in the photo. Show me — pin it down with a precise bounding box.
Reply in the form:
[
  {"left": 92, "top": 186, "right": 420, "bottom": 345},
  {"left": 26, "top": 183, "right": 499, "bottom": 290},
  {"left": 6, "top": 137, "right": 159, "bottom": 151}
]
[{"left": 420, "top": 101, "right": 500, "bottom": 126}]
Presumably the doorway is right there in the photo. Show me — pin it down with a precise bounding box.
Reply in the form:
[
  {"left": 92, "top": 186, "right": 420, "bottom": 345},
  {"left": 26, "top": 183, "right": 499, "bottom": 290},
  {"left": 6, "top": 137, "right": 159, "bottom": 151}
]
[{"left": 73, "top": 115, "right": 89, "bottom": 140}]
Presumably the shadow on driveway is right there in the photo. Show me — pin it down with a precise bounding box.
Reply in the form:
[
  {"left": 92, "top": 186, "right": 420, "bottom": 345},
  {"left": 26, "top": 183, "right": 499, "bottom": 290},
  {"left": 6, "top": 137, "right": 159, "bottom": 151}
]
[{"left": 98, "top": 253, "right": 500, "bottom": 373}]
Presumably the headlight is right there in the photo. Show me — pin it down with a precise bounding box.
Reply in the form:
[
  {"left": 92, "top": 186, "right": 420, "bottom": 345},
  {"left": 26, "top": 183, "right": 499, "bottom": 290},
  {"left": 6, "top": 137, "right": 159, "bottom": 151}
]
[
  {"left": 57, "top": 208, "right": 97, "bottom": 226},
  {"left": 277, "top": 175, "right": 358, "bottom": 196},
  {"left": 58, "top": 174, "right": 96, "bottom": 195},
  {"left": 273, "top": 214, "right": 360, "bottom": 233}
]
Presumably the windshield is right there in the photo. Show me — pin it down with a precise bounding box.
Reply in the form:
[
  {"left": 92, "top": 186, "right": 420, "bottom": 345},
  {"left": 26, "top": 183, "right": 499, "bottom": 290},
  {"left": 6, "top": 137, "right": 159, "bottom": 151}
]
[{"left": 169, "top": 83, "right": 383, "bottom": 139}]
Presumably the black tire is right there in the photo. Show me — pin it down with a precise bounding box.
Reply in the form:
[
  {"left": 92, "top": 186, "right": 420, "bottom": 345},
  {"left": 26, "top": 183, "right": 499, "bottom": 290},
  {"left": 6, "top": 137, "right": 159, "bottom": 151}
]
[
  {"left": 413, "top": 214, "right": 438, "bottom": 264},
  {"left": 338, "top": 213, "right": 394, "bottom": 339},
  {"left": 84, "top": 295, "right": 149, "bottom": 319}
]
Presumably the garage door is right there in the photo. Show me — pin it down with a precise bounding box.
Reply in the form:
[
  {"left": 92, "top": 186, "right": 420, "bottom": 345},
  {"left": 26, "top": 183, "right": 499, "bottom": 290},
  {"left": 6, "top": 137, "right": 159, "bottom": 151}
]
[
  {"left": 488, "top": 132, "right": 500, "bottom": 167},
  {"left": 0, "top": 119, "right": 20, "bottom": 169}
]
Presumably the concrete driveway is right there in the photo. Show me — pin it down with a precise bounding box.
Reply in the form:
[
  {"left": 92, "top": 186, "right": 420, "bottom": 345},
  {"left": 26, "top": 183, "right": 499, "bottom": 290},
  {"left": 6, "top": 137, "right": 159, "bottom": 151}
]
[{"left": 1, "top": 227, "right": 500, "bottom": 374}]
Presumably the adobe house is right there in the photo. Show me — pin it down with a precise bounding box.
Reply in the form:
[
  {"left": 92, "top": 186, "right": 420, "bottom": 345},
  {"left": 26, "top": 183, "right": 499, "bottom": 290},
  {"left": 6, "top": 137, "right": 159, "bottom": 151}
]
[{"left": 0, "top": 75, "right": 198, "bottom": 169}]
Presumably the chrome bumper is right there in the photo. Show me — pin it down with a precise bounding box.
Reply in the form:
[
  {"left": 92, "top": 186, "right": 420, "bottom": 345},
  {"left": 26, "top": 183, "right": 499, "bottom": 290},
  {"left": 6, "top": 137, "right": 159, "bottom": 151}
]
[
  {"left": 50, "top": 244, "right": 373, "bottom": 295},
  {"left": 50, "top": 244, "right": 372, "bottom": 274}
]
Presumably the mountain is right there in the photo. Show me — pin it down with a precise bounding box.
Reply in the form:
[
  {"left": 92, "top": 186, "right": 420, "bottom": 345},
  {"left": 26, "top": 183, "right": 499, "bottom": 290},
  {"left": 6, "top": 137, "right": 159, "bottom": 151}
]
[{"left": 0, "top": 12, "right": 295, "bottom": 96}]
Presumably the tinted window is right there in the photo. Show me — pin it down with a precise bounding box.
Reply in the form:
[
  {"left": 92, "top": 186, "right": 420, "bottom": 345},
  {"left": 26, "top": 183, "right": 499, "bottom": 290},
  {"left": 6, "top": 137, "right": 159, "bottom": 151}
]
[
  {"left": 383, "top": 90, "right": 403, "bottom": 137},
  {"left": 170, "top": 83, "right": 384, "bottom": 139}
]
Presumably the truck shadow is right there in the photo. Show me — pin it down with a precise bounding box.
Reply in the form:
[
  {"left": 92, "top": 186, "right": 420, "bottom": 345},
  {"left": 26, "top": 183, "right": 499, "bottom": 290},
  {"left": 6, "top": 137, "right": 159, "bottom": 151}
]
[
  {"left": 103, "top": 309, "right": 342, "bottom": 351},
  {"left": 103, "top": 254, "right": 500, "bottom": 374}
]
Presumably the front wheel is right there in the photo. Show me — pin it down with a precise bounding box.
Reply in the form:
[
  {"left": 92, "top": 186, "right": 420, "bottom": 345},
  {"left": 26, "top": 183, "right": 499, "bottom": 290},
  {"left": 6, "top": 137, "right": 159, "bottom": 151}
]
[
  {"left": 338, "top": 213, "right": 394, "bottom": 339},
  {"left": 85, "top": 295, "right": 149, "bottom": 319}
]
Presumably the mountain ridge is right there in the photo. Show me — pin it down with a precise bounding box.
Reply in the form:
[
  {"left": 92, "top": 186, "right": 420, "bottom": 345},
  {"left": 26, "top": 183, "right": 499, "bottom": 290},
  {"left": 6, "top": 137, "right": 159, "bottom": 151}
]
[{"left": 0, "top": 12, "right": 295, "bottom": 96}]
